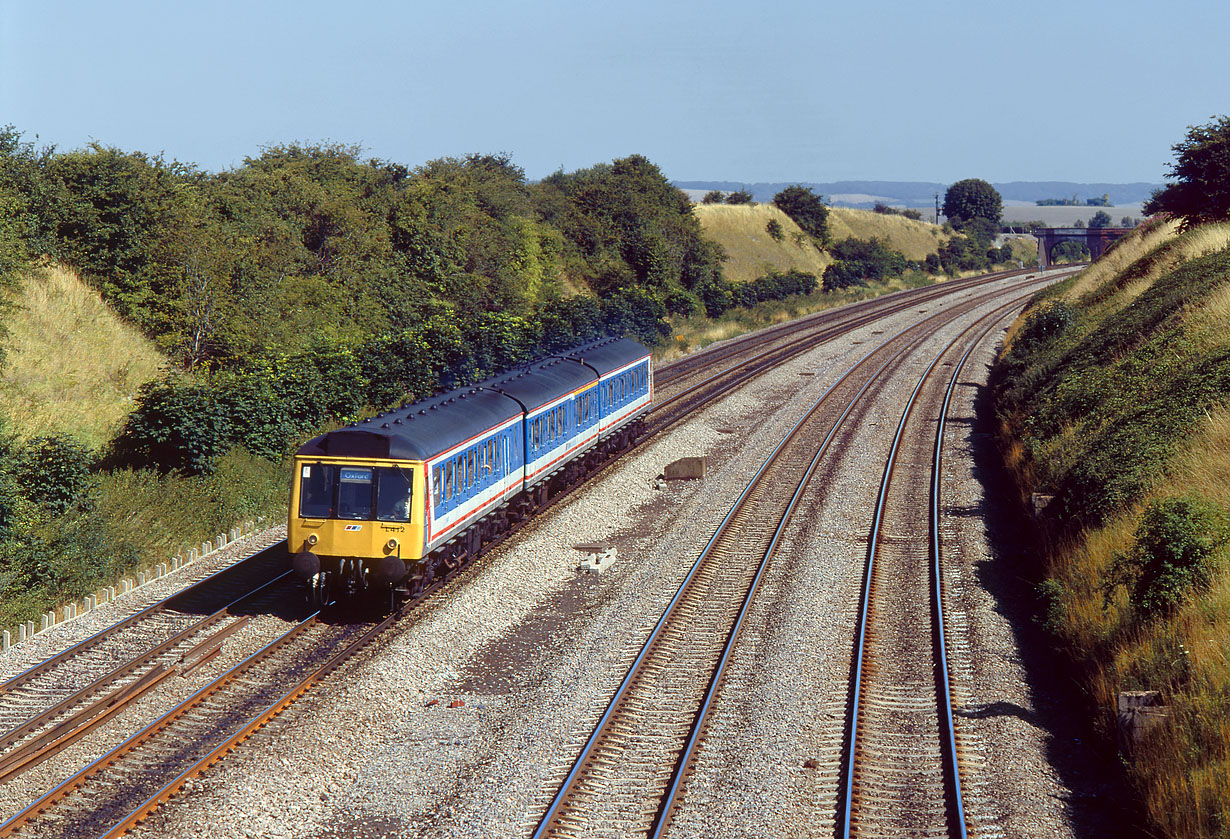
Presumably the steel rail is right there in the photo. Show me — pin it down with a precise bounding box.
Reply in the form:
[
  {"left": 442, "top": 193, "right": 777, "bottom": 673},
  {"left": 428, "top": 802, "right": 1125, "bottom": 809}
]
[
  {"left": 645, "top": 272, "right": 1056, "bottom": 444},
  {"left": 0, "top": 610, "right": 321, "bottom": 838},
  {"left": 840, "top": 291, "right": 1039, "bottom": 838},
  {"left": 928, "top": 300, "right": 1026, "bottom": 838},
  {"left": 651, "top": 267, "right": 1038, "bottom": 403},
  {"left": 647, "top": 332, "right": 931, "bottom": 839},
  {"left": 0, "top": 571, "right": 288, "bottom": 749},
  {"left": 0, "top": 543, "right": 470, "bottom": 838},
  {"left": 94, "top": 558, "right": 466, "bottom": 839}
]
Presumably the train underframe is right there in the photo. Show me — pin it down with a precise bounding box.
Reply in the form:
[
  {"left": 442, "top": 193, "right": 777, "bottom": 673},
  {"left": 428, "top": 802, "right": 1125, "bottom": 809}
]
[{"left": 302, "top": 419, "right": 645, "bottom": 611}]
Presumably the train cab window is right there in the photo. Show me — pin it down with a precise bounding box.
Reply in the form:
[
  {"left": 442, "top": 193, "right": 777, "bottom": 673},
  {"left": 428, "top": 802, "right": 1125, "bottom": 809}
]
[
  {"left": 376, "top": 467, "right": 413, "bottom": 522},
  {"left": 337, "top": 467, "right": 373, "bottom": 520},
  {"left": 299, "top": 464, "right": 336, "bottom": 519}
]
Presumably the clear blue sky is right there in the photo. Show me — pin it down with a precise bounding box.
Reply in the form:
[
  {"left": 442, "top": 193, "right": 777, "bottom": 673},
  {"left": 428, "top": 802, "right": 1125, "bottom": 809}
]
[{"left": 2, "top": 0, "right": 1227, "bottom": 185}]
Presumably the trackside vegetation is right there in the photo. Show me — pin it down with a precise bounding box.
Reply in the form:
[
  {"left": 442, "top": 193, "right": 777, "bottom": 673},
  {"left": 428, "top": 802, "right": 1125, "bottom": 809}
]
[
  {"left": 0, "top": 128, "right": 934, "bottom": 636},
  {"left": 992, "top": 215, "right": 1230, "bottom": 837}
]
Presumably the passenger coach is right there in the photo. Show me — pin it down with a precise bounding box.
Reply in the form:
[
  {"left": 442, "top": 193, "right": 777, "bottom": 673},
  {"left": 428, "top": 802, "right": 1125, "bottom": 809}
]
[{"left": 288, "top": 337, "right": 652, "bottom": 605}]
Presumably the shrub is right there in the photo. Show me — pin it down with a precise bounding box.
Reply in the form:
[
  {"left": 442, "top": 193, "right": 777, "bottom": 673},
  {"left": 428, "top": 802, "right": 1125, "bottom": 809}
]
[
  {"left": 1011, "top": 300, "right": 1076, "bottom": 357},
  {"left": 1105, "top": 495, "right": 1230, "bottom": 616},
  {"left": 11, "top": 435, "right": 94, "bottom": 514},
  {"left": 696, "top": 276, "right": 732, "bottom": 318},
  {"left": 823, "top": 261, "right": 864, "bottom": 292},
  {"left": 766, "top": 218, "right": 784, "bottom": 242}
]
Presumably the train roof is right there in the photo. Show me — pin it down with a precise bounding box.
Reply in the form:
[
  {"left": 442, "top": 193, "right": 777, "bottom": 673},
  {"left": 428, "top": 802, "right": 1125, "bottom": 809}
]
[
  {"left": 483, "top": 357, "right": 597, "bottom": 413},
  {"left": 296, "top": 387, "right": 522, "bottom": 462},
  {"left": 559, "top": 336, "right": 651, "bottom": 376},
  {"left": 294, "top": 338, "right": 650, "bottom": 463}
]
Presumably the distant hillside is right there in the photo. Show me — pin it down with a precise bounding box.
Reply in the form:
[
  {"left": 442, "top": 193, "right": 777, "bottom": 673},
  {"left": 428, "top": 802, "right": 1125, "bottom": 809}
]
[
  {"left": 0, "top": 264, "right": 165, "bottom": 448},
  {"left": 694, "top": 204, "right": 951, "bottom": 283},
  {"left": 694, "top": 204, "right": 830, "bottom": 283},
  {"left": 678, "top": 180, "right": 1163, "bottom": 209},
  {"left": 826, "top": 207, "right": 949, "bottom": 261}
]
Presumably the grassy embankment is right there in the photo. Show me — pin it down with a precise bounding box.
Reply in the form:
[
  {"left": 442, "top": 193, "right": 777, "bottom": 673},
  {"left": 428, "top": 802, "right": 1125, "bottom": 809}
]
[
  {"left": 0, "top": 264, "right": 164, "bottom": 447},
  {"left": 669, "top": 203, "right": 957, "bottom": 361},
  {"left": 0, "top": 265, "right": 287, "bottom": 632},
  {"left": 993, "top": 220, "right": 1230, "bottom": 837}
]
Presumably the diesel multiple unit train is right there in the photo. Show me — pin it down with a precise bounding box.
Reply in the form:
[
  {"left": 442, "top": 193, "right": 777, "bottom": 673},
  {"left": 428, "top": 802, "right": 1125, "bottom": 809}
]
[{"left": 288, "top": 337, "right": 652, "bottom": 605}]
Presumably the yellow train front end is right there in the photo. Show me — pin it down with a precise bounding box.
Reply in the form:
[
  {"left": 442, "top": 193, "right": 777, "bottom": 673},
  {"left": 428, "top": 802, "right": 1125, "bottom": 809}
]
[{"left": 288, "top": 455, "right": 427, "bottom": 603}]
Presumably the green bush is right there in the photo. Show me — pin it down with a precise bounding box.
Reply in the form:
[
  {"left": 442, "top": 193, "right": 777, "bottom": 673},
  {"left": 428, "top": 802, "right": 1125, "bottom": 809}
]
[
  {"left": 772, "top": 186, "right": 828, "bottom": 241},
  {"left": 11, "top": 435, "right": 94, "bottom": 514},
  {"left": 1106, "top": 495, "right": 1230, "bottom": 616}
]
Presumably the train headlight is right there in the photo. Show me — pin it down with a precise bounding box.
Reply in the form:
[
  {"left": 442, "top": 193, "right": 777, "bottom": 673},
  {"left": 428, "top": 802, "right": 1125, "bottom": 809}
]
[
  {"left": 385, "top": 538, "right": 399, "bottom": 552},
  {"left": 307, "top": 533, "right": 318, "bottom": 546}
]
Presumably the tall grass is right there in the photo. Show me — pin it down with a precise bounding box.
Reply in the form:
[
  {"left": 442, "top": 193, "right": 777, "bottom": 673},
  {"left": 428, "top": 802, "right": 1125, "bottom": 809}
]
[
  {"left": 997, "top": 224, "right": 1230, "bottom": 838},
  {"left": 826, "top": 206, "right": 950, "bottom": 260},
  {"left": 0, "top": 264, "right": 165, "bottom": 448},
  {"left": 693, "top": 204, "right": 831, "bottom": 283},
  {"left": 693, "top": 203, "right": 951, "bottom": 284}
]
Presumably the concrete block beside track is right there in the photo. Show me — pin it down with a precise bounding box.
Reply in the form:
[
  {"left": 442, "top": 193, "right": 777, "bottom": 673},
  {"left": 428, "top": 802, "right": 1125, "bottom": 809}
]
[{"left": 662, "top": 456, "right": 708, "bottom": 480}]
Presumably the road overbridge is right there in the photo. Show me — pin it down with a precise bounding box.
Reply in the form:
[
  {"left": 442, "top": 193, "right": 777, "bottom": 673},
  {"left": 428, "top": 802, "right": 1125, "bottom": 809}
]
[{"left": 1035, "top": 227, "right": 1132, "bottom": 267}]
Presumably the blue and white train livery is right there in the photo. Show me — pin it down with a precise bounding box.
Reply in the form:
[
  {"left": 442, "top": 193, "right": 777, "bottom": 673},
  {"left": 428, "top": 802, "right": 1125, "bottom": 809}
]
[{"left": 289, "top": 337, "right": 652, "bottom": 602}]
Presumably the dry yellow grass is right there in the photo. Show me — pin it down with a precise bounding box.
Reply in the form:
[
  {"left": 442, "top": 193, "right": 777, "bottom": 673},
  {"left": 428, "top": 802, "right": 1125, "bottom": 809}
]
[
  {"left": 1062, "top": 219, "right": 1181, "bottom": 301},
  {"left": 694, "top": 203, "right": 953, "bottom": 284},
  {"left": 1042, "top": 389, "right": 1230, "bottom": 838},
  {"left": 693, "top": 204, "right": 831, "bottom": 283},
  {"left": 1062, "top": 221, "right": 1230, "bottom": 308},
  {"left": 0, "top": 264, "right": 166, "bottom": 448},
  {"left": 826, "top": 207, "right": 950, "bottom": 261}
]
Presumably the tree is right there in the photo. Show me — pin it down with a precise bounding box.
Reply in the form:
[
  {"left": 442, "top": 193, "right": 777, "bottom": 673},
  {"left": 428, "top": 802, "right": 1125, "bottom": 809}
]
[
  {"left": 1088, "top": 210, "right": 1113, "bottom": 228},
  {"left": 724, "top": 189, "right": 753, "bottom": 205},
  {"left": 1144, "top": 115, "right": 1230, "bottom": 229},
  {"left": 701, "top": 190, "right": 724, "bottom": 204},
  {"left": 773, "top": 185, "right": 829, "bottom": 242},
  {"left": 942, "top": 178, "right": 1002, "bottom": 227}
]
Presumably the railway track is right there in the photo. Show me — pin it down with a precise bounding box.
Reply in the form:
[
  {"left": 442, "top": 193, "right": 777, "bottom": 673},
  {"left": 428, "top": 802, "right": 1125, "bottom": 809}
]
[
  {"left": 530, "top": 276, "right": 1055, "bottom": 838},
  {"left": 839, "top": 300, "right": 1026, "bottom": 837},
  {"left": 0, "top": 268, "right": 1063, "bottom": 836},
  {"left": 0, "top": 551, "right": 484, "bottom": 839},
  {"left": 652, "top": 268, "right": 1034, "bottom": 391},
  {"left": 0, "top": 541, "right": 290, "bottom": 784}
]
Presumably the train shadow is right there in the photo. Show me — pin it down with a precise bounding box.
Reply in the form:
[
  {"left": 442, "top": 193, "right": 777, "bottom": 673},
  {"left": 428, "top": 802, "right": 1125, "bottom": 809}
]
[{"left": 959, "top": 369, "right": 1145, "bottom": 838}]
